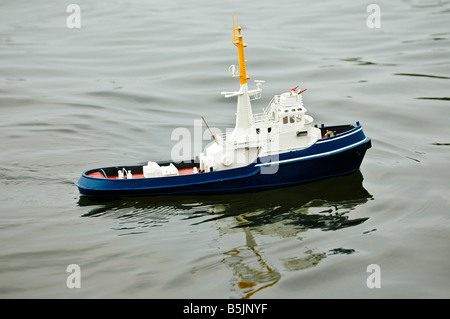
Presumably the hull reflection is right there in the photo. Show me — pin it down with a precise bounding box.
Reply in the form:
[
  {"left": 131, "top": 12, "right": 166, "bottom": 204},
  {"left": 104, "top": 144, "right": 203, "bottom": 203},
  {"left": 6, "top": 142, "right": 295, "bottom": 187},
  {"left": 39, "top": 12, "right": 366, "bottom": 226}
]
[{"left": 78, "top": 171, "right": 372, "bottom": 298}]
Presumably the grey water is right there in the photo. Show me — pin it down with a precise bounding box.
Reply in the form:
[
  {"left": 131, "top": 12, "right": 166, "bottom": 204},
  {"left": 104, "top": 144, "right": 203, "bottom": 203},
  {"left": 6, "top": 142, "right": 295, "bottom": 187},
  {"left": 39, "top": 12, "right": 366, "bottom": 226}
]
[{"left": 1, "top": 0, "right": 449, "bottom": 298}]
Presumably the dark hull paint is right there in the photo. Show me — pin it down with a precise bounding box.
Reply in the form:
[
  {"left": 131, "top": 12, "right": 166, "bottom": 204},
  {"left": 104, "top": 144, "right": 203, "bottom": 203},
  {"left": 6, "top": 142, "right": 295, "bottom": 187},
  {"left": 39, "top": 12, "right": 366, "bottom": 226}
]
[{"left": 76, "top": 124, "right": 371, "bottom": 198}]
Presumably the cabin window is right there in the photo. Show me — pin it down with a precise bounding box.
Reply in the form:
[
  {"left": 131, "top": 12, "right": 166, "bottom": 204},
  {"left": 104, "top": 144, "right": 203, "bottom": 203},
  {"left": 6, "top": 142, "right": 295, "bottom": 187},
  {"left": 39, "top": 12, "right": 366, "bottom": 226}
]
[
  {"left": 290, "top": 115, "right": 295, "bottom": 123},
  {"left": 268, "top": 127, "right": 272, "bottom": 133},
  {"left": 256, "top": 128, "right": 260, "bottom": 134},
  {"left": 283, "top": 116, "right": 288, "bottom": 124},
  {"left": 296, "top": 114, "right": 302, "bottom": 122}
]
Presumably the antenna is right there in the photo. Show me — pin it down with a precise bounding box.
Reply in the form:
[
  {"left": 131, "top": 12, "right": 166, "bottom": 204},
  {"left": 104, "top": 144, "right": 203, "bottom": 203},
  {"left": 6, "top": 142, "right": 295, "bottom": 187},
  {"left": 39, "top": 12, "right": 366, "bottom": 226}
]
[
  {"left": 232, "top": 12, "right": 238, "bottom": 38},
  {"left": 201, "top": 116, "right": 219, "bottom": 145}
]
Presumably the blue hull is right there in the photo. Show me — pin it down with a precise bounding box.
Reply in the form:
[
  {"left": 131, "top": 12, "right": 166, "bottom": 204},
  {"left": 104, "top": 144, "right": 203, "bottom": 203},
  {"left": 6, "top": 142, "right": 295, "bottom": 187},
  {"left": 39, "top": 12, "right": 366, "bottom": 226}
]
[{"left": 76, "top": 124, "right": 371, "bottom": 198}]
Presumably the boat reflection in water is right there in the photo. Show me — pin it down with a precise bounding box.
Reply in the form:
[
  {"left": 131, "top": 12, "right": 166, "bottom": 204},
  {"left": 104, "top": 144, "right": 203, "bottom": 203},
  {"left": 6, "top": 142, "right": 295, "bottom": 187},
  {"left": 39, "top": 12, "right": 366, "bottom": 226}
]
[{"left": 78, "top": 171, "right": 372, "bottom": 298}]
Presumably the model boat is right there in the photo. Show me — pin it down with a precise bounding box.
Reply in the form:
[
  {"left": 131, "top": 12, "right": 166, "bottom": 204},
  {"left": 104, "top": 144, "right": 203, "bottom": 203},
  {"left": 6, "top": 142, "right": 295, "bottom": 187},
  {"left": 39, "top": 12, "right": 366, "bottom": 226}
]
[{"left": 76, "top": 18, "right": 371, "bottom": 198}]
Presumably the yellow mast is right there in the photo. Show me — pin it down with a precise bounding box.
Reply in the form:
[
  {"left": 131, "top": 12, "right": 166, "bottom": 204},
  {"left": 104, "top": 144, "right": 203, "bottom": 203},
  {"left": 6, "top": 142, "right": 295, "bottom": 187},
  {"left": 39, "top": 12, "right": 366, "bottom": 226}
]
[{"left": 232, "top": 14, "right": 250, "bottom": 85}]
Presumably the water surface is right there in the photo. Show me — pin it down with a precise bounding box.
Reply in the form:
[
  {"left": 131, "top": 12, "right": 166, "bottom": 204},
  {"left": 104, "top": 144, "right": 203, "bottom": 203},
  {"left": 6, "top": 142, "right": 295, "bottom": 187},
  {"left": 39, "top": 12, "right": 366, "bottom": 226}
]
[{"left": 1, "top": 0, "right": 449, "bottom": 298}]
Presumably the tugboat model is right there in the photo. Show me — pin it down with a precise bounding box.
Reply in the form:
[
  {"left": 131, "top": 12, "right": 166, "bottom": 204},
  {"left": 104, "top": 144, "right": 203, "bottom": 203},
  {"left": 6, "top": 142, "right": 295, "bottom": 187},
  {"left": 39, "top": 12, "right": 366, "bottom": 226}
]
[{"left": 76, "top": 19, "right": 372, "bottom": 198}]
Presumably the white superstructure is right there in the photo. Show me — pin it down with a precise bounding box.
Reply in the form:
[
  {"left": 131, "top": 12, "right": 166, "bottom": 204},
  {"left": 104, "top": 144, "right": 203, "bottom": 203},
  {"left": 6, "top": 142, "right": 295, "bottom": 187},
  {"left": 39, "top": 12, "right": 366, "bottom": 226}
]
[{"left": 198, "top": 16, "right": 321, "bottom": 173}]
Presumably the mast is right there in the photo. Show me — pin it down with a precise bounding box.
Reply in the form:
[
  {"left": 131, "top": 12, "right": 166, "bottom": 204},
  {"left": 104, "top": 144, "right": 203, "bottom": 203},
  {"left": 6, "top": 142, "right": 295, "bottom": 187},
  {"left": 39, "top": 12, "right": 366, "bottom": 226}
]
[
  {"left": 232, "top": 14, "right": 250, "bottom": 85},
  {"left": 231, "top": 14, "right": 252, "bottom": 137}
]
